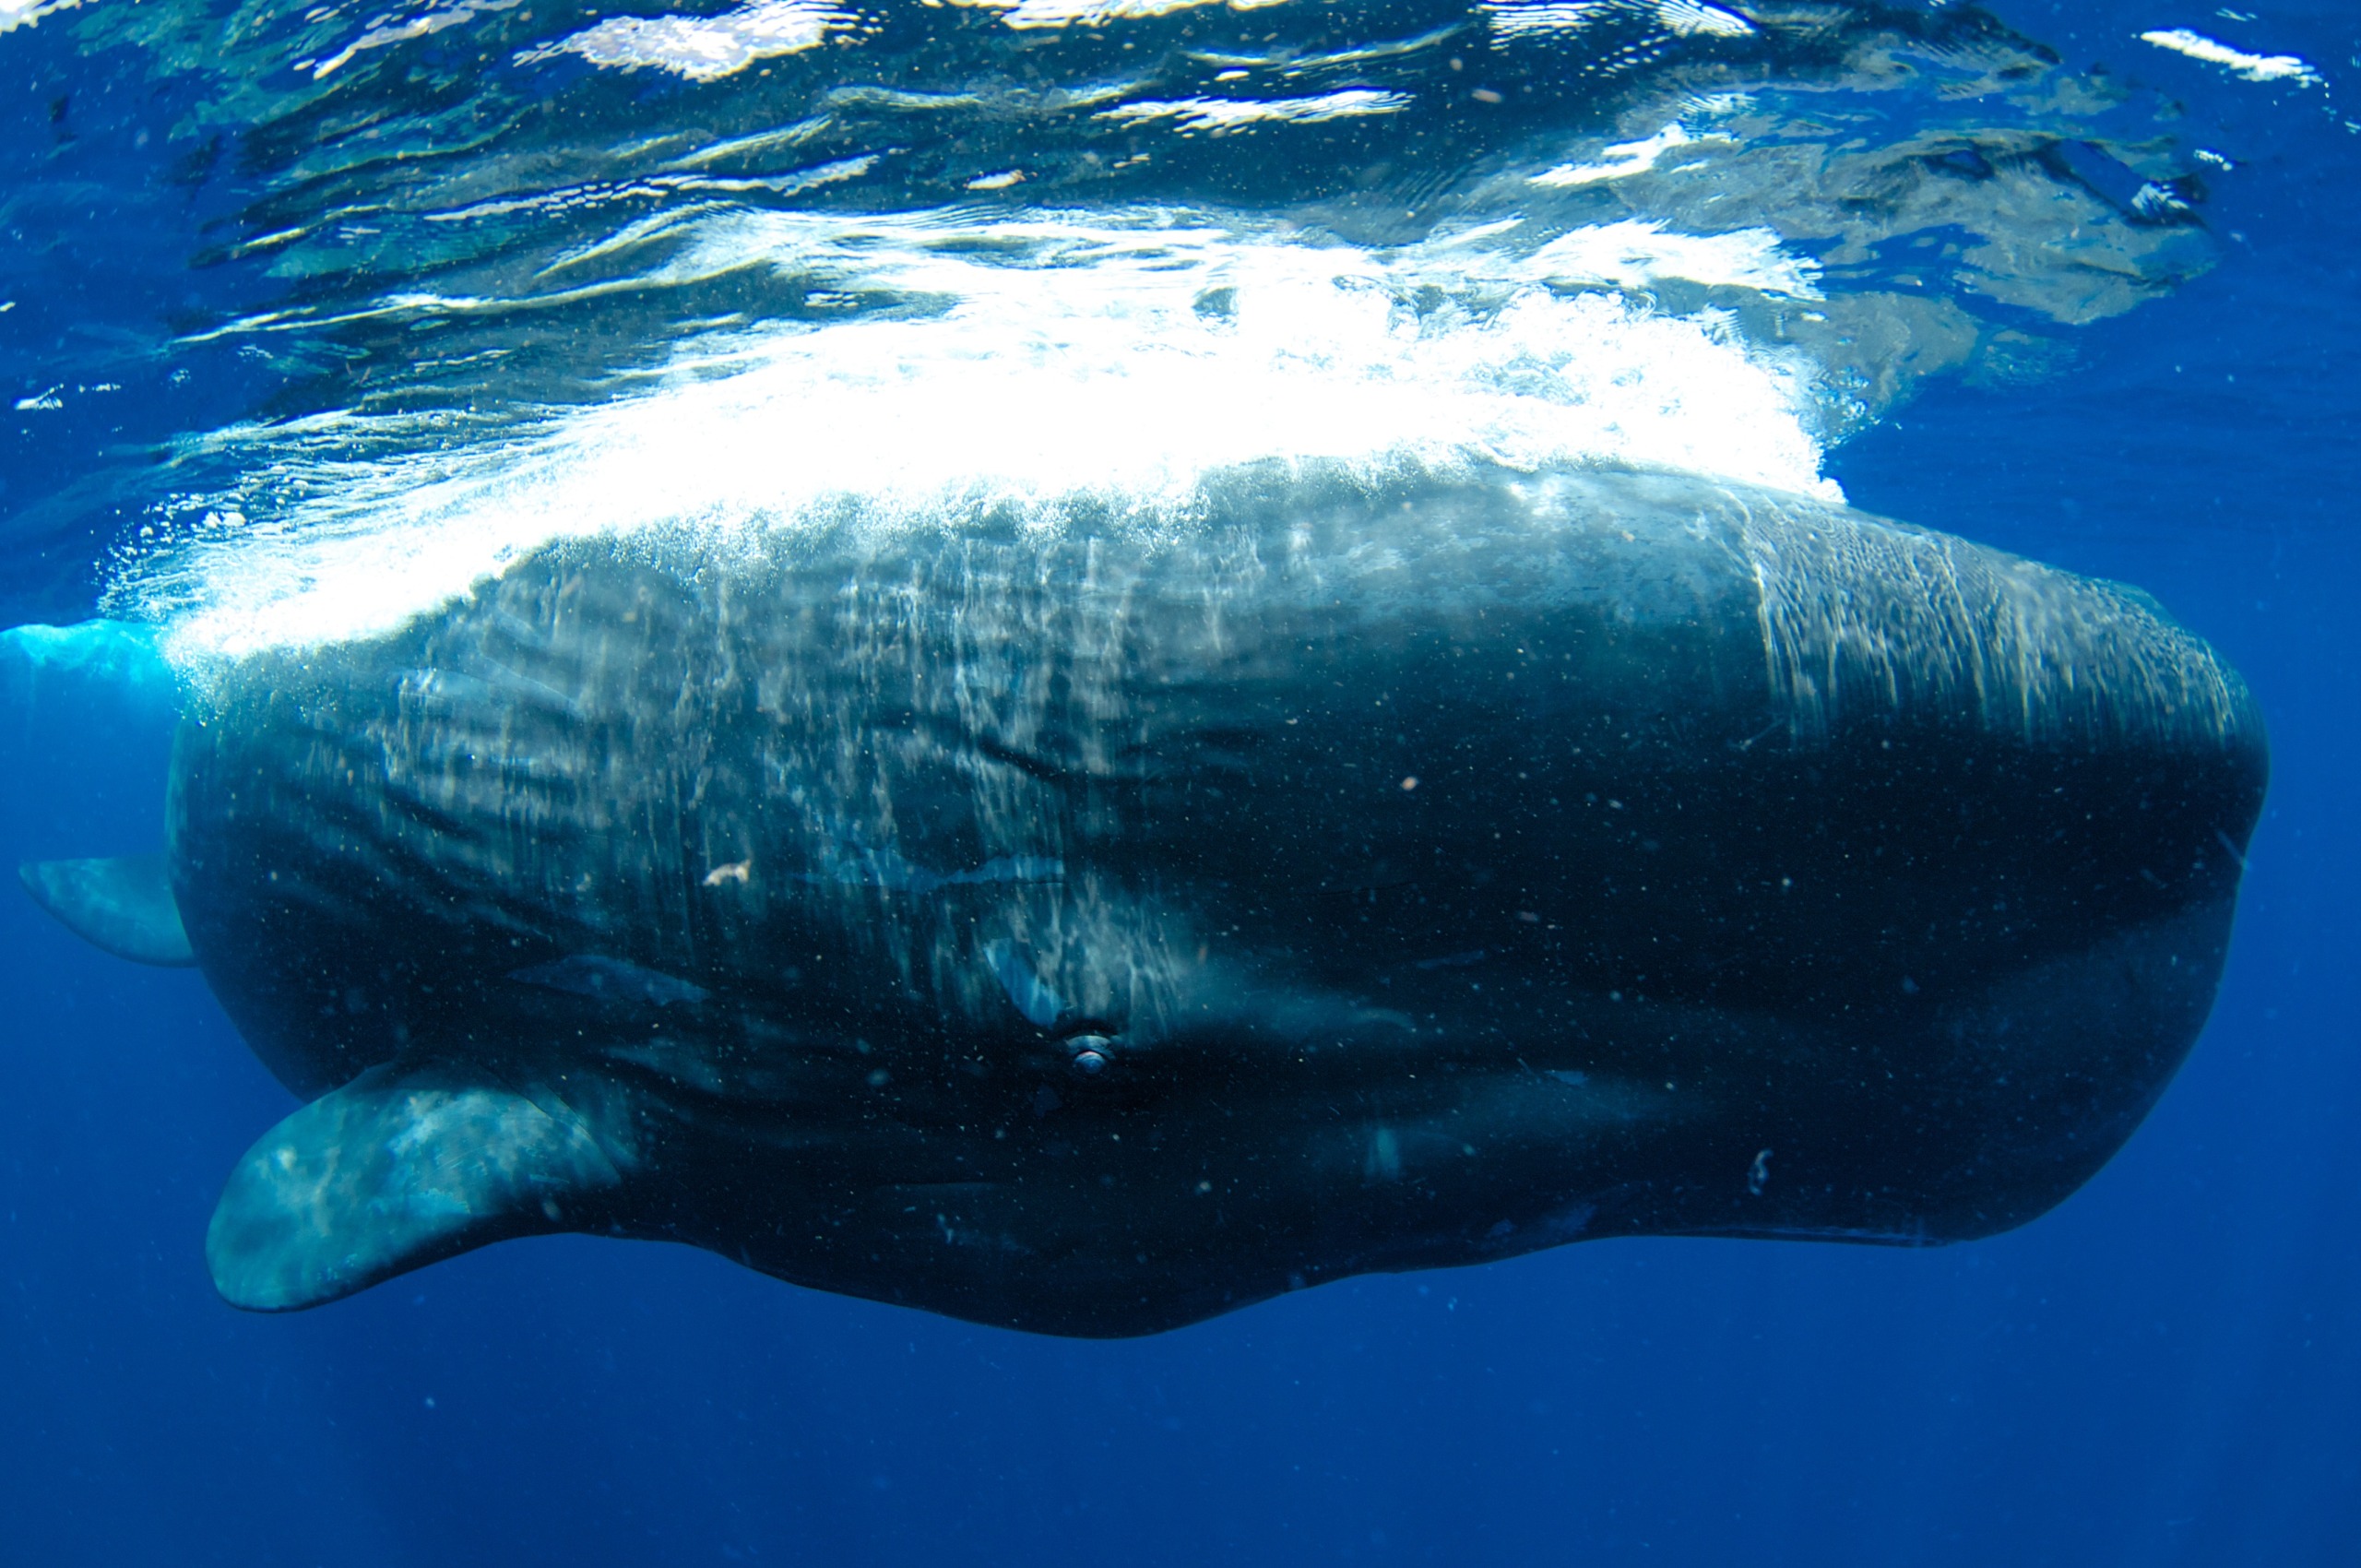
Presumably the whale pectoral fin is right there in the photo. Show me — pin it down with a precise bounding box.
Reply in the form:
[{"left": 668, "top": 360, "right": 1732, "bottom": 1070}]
[
  {"left": 206, "top": 1062, "right": 635, "bottom": 1312},
  {"left": 17, "top": 854, "right": 194, "bottom": 967}
]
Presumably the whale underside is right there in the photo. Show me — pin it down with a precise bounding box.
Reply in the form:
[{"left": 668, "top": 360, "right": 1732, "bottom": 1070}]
[{"left": 23, "top": 467, "right": 2265, "bottom": 1335}]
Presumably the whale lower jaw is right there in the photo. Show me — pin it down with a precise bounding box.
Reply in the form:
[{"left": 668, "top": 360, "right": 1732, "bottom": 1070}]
[{"left": 200, "top": 899, "right": 2230, "bottom": 1334}]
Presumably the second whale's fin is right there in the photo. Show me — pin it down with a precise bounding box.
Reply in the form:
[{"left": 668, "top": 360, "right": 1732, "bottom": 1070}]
[
  {"left": 206, "top": 1061, "right": 636, "bottom": 1312},
  {"left": 18, "top": 854, "right": 195, "bottom": 967}
]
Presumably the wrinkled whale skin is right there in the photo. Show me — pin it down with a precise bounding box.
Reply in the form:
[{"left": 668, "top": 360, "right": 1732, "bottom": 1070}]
[{"left": 163, "top": 468, "right": 2265, "bottom": 1335}]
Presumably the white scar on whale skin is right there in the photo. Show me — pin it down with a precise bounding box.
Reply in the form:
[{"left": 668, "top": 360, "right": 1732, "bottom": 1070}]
[{"left": 122, "top": 211, "right": 1837, "bottom": 666}]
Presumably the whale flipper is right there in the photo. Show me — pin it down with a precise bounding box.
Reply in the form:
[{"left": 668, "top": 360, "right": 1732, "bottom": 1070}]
[
  {"left": 18, "top": 854, "right": 195, "bottom": 967},
  {"left": 206, "top": 1061, "right": 635, "bottom": 1312}
]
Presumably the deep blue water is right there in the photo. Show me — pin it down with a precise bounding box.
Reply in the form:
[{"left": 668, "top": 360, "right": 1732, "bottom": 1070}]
[{"left": 4, "top": 1, "right": 2357, "bottom": 1562}]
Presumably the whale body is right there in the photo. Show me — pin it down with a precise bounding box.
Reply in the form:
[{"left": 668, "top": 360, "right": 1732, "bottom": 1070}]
[{"left": 23, "top": 467, "right": 2265, "bottom": 1334}]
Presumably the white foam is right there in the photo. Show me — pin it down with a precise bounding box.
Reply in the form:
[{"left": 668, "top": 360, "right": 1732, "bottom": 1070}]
[
  {"left": 1, "top": 621, "right": 172, "bottom": 693},
  {"left": 313, "top": 0, "right": 520, "bottom": 80},
  {"left": 2139, "top": 28, "right": 2322, "bottom": 87},
  {"left": 1096, "top": 91, "right": 1414, "bottom": 134},
  {"left": 533, "top": 0, "right": 849, "bottom": 82},
  {"left": 1482, "top": 0, "right": 1618, "bottom": 43},
  {"left": 1532, "top": 124, "right": 1732, "bottom": 188},
  {"left": 1483, "top": 0, "right": 1749, "bottom": 44},
  {"left": 945, "top": 0, "right": 1293, "bottom": 30},
  {"left": 0, "top": 0, "right": 77, "bottom": 33},
  {"left": 124, "top": 210, "right": 1840, "bottom": 663},
  {"left": 1649, "top": 0, "right": 1750, "bottom": 38},
  {"left": 1523, "top": 220, "right": 1821, "bottom": 298}
]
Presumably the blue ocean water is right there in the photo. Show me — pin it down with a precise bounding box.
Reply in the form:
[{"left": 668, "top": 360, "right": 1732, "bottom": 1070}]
[{"left": 1, "top": 1, "right": 2355, "bottom": 1562}]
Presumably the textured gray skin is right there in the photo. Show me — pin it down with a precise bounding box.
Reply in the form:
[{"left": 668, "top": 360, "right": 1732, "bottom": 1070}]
[{"left": 150, "top": 465, "right": 2263, "bottom": 1334}]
